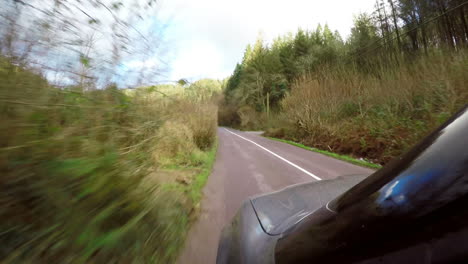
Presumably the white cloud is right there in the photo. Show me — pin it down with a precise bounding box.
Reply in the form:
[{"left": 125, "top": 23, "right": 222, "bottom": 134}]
[
  {"left": 126, "top": 58, "right": 159, "bottom": 69},
  {"left": 158, "top": 0, "right": 376, "bottom": 81},
  {"left": 169, "top": 40, "right": 230, "bottom": 81}
]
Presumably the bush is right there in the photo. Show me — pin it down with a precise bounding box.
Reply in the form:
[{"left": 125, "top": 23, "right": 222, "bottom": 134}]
[
  {"left": 153, "top": 120, "right": 197, "bottom": 165},
  {"left": 217, "top": 99, "right": 241, "bottom": 127},
  {"left": 0, "top": 59, "right": 218, "bottom": 263},
  {"left": 188, "top": 103, "right": 217, "bottom": 151},
  {"left": 276, "top": 51, "right": 468, "bottom": 164}
]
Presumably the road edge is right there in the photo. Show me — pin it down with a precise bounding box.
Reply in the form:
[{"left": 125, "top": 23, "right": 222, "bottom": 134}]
[
  {"left": 190, "top": 138, "right": 219, "bottom": 205},
  {"left": 265, "top": 136, "right": 382, "bottom": 169}
]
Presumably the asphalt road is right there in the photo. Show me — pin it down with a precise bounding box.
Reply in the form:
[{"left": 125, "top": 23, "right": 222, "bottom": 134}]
[{"left": 177, "top": 128, "right": 374, "bottom": 264}]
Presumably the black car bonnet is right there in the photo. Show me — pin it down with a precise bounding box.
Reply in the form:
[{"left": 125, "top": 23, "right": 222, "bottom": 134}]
[{"left": 250, "top": 174, "right": 369, "bottom": 235}]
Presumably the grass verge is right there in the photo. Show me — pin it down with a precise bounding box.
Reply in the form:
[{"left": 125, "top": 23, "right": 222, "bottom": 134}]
[
  {"left": 189, "top": 139, "right": 218, "bottom": 205},
  {"left": 160, "top": 139, "right": 217, "bottom": 203},
  {"left": 155, "top": 139, "right": 218, "bottom": 260},
  {"left": 266, "top": 136, "right": 382, "bottom": 169}
]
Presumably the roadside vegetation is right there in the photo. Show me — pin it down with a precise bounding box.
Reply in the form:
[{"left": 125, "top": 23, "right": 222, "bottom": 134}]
[
  {"left": 0, "top": 1, "right": 220, "bottom": 263},
  {"left": 0, "top": 58, "right": 220, "bottom": 263},
  {"left": 219, "top": 0, "right": 468, "bottom": 165},
  {"left": 267, "top": 137, "right": 382, "bottom": 169}
]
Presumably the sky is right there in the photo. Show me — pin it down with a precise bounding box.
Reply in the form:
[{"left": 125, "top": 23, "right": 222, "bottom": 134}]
[{"left": 156, "top": 0, "right": 376, "bottom": 82}]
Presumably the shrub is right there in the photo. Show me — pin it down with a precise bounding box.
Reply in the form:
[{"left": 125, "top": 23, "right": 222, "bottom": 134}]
[
  {"left": 276, "top": 51, "right": 468, "bottom": 164},
  {"left": 0, "top": 59, "right": 218, "bottom": 263},
  {"left": 190, "top": 107, "right": 217, "bottom": 151},
  {"left": 217, "top": 100, "right": 241, "bottom": 127}
]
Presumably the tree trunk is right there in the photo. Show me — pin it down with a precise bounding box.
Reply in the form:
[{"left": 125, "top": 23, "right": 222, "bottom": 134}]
[
  {"left": 376, "top": 0, "right": 388, "bottom": 49},
  {"left": 421, "top": 22, "right": 428, "bottom": 54},
  {"left": 266, "top": 92, "right": 270, "bottom": 119},
  {"left": 389, "top": 0, "right": 402, "bottom": 51},
  {"left": 415, "top": 0, "right": 428, "bottom": 54},
  {"left": 459, "top": 6, "right": 468, "bottom": 44},
  {"left": 438, "top": 0, "right": 455, "bottom": 48}
]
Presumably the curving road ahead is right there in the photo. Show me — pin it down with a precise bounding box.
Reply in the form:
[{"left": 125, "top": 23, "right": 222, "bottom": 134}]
[{"left": 178, "top": 128, "right": 374, "bottom": 264}]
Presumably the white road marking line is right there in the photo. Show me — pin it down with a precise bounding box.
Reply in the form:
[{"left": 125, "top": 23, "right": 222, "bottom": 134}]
[{"left": 224, "top": 128, "right": 322, "bottom": 181}]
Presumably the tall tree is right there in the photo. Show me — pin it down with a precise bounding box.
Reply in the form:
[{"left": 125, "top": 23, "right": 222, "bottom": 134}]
[{"left": 388, "top": 0, "right": 403, "bottom": 51}]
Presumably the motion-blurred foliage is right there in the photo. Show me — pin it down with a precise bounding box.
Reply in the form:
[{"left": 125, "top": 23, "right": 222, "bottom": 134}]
[
  {"left": 0, "top": 0, "right": 220, "bottom": 262},
  {"left": 0, "top": 57, "right": 219, "bottom": 263}
]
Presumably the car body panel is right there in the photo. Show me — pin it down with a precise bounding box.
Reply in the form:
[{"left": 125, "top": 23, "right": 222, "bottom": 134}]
[
  {"left": 216, "top": 200, "right": 278, "bottom": 264},
  {"left": 216, "top": 174, "right": 369, "bottom": 264},
  {"left": 251, "top": 174, "right": 368, "bottom": 235}
]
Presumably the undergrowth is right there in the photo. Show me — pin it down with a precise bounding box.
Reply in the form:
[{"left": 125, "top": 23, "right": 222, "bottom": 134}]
[
  {"left": 0, "top": 58, "right": 218, "bottom": 263},
  {"left": 262, "top": 51, "right": 468, "bottom": 164},
  {"left": 266, "top": 137, "right": 381, "bottom": 169}
]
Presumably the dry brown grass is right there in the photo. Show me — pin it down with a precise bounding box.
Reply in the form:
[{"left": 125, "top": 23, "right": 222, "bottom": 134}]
[{"left": 269, "top": 51, "right": 468, "bottom": 163}]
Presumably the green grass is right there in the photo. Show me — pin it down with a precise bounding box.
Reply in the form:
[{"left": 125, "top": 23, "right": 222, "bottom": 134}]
[
  {"left": 155, "top": 140, "right": 218, "bottom": 260},
  {"left": 189, "top": 139, "right": 218, "bottom": 204},
  {"left": 266, "top": 137, "right": 382, "bottom": 169},
  {"left": 159, "top": 138, "right": 217, "bottom": 221}
]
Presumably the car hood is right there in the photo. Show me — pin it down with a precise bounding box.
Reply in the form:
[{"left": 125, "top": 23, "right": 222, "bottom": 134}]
[{"left": 250, "top": 174, "right": 369, "bottom": 235}]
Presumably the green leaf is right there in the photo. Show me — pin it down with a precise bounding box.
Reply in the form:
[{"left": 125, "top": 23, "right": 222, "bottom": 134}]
[
  {"left": 177, "top": 79, "right": 188, "bottom": 86},
  {"left": 79, "top": 54, "right": 91, "bottom": 68},
  {"left": 88, "top": 19, "right": 100, "bottom": 25}
]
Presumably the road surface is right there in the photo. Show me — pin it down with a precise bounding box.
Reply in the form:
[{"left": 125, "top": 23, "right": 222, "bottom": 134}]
[{"left": 178, "top": 128, "right": 374, "bottom": 264}]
